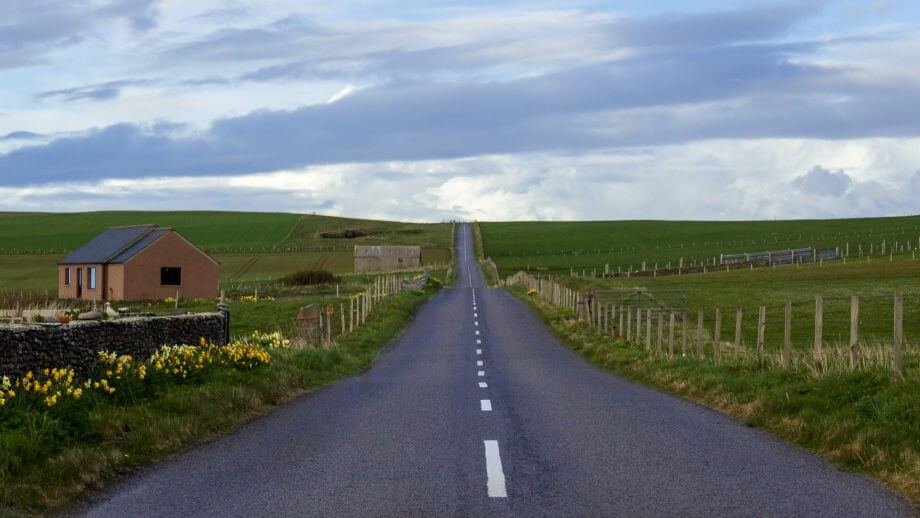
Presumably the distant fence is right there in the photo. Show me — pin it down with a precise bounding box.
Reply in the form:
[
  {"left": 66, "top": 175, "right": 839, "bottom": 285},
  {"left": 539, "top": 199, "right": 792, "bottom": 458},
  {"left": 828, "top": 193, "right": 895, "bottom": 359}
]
[
  {"left": 507, "top": 271, "right": 916, "bottom": 376},
  {"left": 722, "top": 247, "right": 838, "bottom": 266}
]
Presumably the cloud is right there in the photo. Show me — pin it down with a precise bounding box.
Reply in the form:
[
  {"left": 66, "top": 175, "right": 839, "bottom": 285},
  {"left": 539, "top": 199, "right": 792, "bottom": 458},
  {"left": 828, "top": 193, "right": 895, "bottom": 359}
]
[
  {"left": 4, "top": 37, "right": 920, "bottom": 186},
  {"left": 36, "top": 79, "right": 154, "bottom": 103},
  {"left": 612, "top": 0, "right": 825, "bottom": 49},
  {"left": 791, "top": 165, "right": 853, "bottom": 196},
  {"left": 0, "top": 0, "right": 159, "bottom": 69},
  {"left": 0, "top": 142, "right": 916, "bottom": 221},
  {"left": 0, "top": 131, "right": 43, "bottom": 141}
]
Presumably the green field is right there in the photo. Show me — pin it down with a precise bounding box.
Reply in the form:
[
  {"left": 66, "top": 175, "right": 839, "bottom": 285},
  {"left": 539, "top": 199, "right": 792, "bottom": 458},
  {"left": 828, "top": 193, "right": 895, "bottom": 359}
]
[
  {"left": 482, "top": 216, "right": 920, "bottom": 354},
  {"left": 480, "top": 216, "right": 920, "bottom": 277},
  {"left": 0, "top": 212, "right": 452, "bottom": 253},
  {"left": 0, "top": 212, "right": 453, "bottom": 294}
]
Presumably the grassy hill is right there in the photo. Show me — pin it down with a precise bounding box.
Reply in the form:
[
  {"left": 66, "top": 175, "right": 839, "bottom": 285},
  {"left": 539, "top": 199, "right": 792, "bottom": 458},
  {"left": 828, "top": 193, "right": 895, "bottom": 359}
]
[
  {"left": 480, "top": 216, "right": 920, "bottom": 276},
  {"left": 0, "top": 211, "right": 453, "bottom": 253},
  {"left": 0, "top": 212, "right": 453, "bottom": 292},
  {"left": 481, "top": 215, "right": 920, "bottom": 348}
]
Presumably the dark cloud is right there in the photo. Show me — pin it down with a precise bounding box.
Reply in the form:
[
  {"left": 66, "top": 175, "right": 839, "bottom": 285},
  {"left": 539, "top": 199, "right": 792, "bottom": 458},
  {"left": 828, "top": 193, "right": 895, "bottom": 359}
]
[{"left": 791, "top": 166, "right": 853, "bottom": 196}]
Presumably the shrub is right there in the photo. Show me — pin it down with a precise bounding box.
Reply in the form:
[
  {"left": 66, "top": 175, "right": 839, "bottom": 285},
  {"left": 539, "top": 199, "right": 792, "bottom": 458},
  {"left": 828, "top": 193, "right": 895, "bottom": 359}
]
[{"left": 282, "top": 269, "right": 339, "bottom": 286}]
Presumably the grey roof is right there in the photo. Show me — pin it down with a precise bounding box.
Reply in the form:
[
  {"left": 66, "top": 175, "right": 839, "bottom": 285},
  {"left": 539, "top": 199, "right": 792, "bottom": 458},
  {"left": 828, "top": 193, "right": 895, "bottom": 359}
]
[
  {"left": 108, "top": 228, "right": 169, "bottom": 263},
  {"left": 58, "top": 225, "right": 168, "bottom": 265}
]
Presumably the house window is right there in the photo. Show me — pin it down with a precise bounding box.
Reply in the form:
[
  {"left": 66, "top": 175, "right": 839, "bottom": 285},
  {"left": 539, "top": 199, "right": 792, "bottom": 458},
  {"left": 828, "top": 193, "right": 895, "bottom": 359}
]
[
  {"left": 64, "top": 268, "right": 71, "bottom": 286},
  {"left": 161, "top": 267, "right": 182, "bottom": 286},
  {"left": 88, "top": 267, "right": 97, "bottom": 289}
]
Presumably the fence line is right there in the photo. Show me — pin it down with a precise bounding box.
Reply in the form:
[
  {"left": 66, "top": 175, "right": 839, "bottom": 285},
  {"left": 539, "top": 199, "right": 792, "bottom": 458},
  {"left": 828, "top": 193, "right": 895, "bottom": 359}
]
[
  {"left": 296, "top": 271, "right": 429, "bottom": 347},
  {"left": 507, "top": 271, "right": 914, "bottom": 375}
]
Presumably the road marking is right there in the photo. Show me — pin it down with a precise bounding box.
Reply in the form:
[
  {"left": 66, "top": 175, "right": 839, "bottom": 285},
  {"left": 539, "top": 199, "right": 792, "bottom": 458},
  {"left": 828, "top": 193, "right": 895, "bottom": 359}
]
[
  {"left": 476, "top": 339, "right": 481, "bottom": 344},
  {"left": 474, "top": 321, "right": 479, "bottom": 326},
  {"left": 483, "top": 441, "right": 508, "bottom": 498},
  {"left": 476, "top": 349, "right": 482, "bottom": 354},
  {"left": 474, "top": 312, "right": 478, "bottom": 317},
  {"left": 477, "top": 360, "right": 483, "bottom": 366},
  {"left": 475, "top": 330, "right": 480, "bottom": 335},
  {"left": 478, "top": 370, "right": 485, "bottom": 377},
  {"left": 479, "top": 382, "right": 488, "bottom": 388},
  {"left": 480, "top": 399, "right": 492, "bottom": 411}
]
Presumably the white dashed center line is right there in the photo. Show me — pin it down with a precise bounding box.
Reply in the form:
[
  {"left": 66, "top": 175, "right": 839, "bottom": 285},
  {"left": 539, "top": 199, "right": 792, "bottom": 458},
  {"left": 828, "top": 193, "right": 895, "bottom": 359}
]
[
  {"left": 478, "top": 370, "right": 485, "bottom": 377},
  {"left": 480, "top": 399, "right": 492, "bottom": 411},
  {"left": 474, "top": 312, "right": 478, "bottom": 317},
  {"left": 476, "top": 339, "right": 481, "bottom": 344},
  {"left": 479, "top": 382, "right": 488, "bottom": 388},
  {"left": 476, "top": 360, "right": 483, "bottom": 366},
  {"left": 476, "top": 349, "right": 482, "bottom": 354},
  {"left": 483, "top": 441, "right": 508, "bottom": 498},
  {"left": 475, "top": 330, "right": 480, "bottom": 335}
]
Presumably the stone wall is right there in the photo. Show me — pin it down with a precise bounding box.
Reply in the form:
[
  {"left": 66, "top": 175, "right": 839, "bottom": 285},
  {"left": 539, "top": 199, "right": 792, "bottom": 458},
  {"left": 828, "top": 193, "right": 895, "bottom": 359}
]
[{"left": 0, "top": 312, "right": 228, "bottom": 378}]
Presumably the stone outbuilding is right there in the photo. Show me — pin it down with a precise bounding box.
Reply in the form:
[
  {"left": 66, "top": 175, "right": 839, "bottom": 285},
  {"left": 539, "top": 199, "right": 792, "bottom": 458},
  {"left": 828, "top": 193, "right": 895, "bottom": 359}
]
[
  {"left": 58, "top": 225, "right": 219, "bottom": 301},
  {"left": 354, "top": 245, "right": 421, "bottom": 273}
]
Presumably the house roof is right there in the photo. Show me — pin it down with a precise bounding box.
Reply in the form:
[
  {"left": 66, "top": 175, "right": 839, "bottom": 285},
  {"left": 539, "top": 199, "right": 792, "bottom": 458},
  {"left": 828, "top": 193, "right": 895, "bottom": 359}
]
[{"left": 58, "top": 225, "right": 170, "bottom": 265}]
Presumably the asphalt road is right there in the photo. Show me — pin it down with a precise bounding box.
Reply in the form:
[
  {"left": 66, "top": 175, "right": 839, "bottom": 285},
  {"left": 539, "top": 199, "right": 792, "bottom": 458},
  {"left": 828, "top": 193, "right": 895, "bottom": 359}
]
[{"left": 80, "top": 224, "right": 915, "bottom": 517}]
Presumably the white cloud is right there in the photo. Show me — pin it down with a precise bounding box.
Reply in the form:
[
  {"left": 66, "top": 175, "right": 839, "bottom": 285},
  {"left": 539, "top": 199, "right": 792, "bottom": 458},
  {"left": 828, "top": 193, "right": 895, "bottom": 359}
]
[{"left": 0, "top": 138, "right": 917, "bottom": 220}]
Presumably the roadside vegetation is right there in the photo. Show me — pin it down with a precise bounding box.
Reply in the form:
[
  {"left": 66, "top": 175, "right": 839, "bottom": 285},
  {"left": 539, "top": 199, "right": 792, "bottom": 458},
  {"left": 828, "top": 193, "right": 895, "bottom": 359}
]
[
  {"left": 0, "top": 283, "right": 437, "bottom": 515},
  {"left": 511, "top": 286, "right": 919, "bottom": 504}
]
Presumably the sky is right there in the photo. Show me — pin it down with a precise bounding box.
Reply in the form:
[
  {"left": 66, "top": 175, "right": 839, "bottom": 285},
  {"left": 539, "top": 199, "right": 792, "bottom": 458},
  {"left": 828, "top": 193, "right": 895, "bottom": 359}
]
[{"left": 1, "top": 0, "right": 919, "bottom": 221}]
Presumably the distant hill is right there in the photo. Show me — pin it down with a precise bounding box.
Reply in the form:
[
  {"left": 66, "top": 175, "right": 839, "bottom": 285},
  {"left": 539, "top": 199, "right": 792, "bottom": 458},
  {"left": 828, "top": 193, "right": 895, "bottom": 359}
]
[{"left": 0, "top": 211, "right": 453, "bottom": 253}]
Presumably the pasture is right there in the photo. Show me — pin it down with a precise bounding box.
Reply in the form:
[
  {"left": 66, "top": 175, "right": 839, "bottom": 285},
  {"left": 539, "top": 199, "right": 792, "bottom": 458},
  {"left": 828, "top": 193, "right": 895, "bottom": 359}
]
[
  {"left": 480, "top": 216, "right": 920, "bottom": 277},
  {"left": 481, "top": 216, "right": 920, "bottom": 354},
  {"left": 0, "top": 212, "right": 453, "bottom": 294}
]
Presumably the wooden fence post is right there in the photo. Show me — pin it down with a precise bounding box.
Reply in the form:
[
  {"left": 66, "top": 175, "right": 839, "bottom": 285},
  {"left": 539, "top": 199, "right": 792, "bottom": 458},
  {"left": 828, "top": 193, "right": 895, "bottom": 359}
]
[
  {"left": 783, "top": 300, "right": 792, "bottom": 369},
  {"left": 618, "top": 305, "right": 625, "bottom": 338},
  {"left": 646, "top": 311, "right": 652, "bottom": 351},
  {"left": 349, "top": 297, "right": 354, "bottom": 332},
  {"left": 340, "top": 303, "right": 345, "bottom": 337},
  {"left": 849, "top": 295, "right": 859, "bottom": 370},
  {"left": 627, "top": 307, "right": 633, "bottom": 341},
  {"left": 734, "top": 308, "right": 742, "bottom": 357},
  {"left": 682, "top": 312, "right": 688, "bottom": 356},
  {"left": 813, "top": 295, "right": 823, "bottom": 360},
  {"left": 893, "top": 292, "right": 903, "bottom": 376},
  {"left": 757, "top": 306, "right": 766, "bottom": 360},
  {"left": 714, "top": 309, "right": 721, "bottom": 364},
  {"left": 657, "top": 313, "right": 663, "bottom": 354},
  {"left": 696, "top": 310, "right": 704, "bottom": 358},
  {"left": 668, "top": 313, "right": 675, "bottom": 357}
]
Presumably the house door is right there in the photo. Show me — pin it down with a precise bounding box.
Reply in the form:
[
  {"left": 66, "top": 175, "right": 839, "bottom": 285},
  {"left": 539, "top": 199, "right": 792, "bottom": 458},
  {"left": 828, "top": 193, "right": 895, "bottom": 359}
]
[{"left": 76, "top": 267, "right": 83, "bottom": 298}]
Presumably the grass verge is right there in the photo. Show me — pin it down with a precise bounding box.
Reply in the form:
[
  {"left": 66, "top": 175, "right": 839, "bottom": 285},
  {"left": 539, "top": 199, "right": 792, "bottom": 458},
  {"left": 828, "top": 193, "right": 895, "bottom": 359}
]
[
  {"left": 0, "top": 285, "right": 436, "bottom": 516},
  {"left": 509, "top": 285, "right": 920, "bottom": 506}
]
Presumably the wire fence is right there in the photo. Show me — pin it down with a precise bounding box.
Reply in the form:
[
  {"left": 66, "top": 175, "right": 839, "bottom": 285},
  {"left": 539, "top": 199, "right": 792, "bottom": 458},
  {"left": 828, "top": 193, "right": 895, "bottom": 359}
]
[{"left": 507, "top": 271, "right": 917, "bottom": 376}]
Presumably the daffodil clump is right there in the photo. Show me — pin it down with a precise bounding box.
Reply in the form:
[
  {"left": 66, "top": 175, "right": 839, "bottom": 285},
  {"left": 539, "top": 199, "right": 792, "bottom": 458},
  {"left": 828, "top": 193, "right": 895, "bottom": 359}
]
[
  {"left": 244, "top": 330, "right": 291, "bottom": 349},
  {"left": 1, "top": 368, "right": 84, "bottom": 409},
  {"left": 240, "top": 294, "right": 275, "bottom": 303},
  {"left": 0, "top": 334, "right": 285, "bottom": 412}
]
